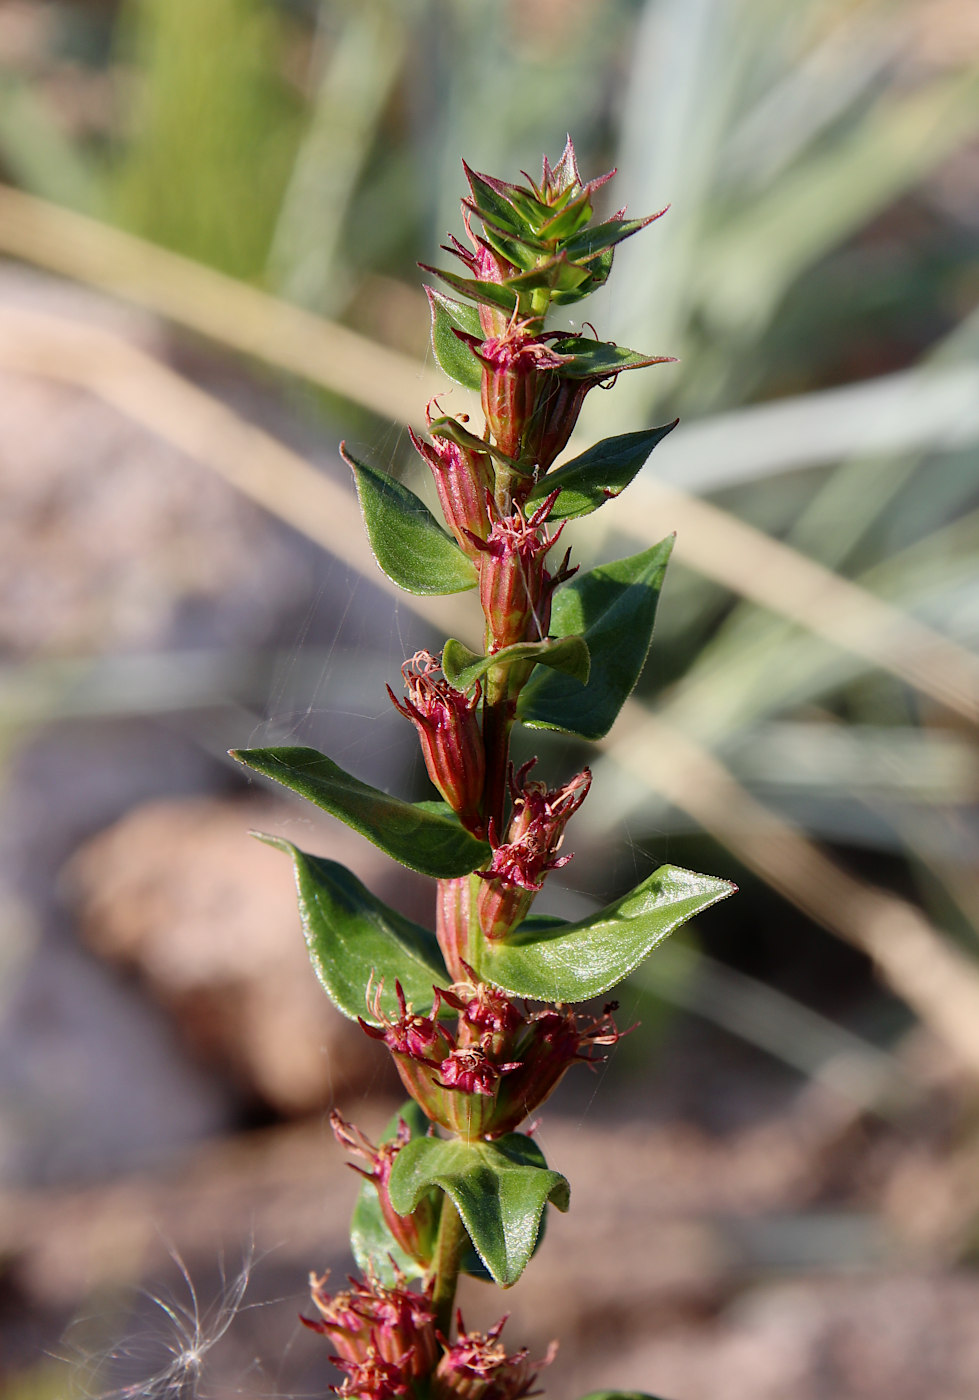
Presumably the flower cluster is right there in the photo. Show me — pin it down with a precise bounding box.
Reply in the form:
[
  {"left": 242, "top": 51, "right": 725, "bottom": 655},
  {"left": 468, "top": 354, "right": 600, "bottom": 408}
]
[
  {"left": 360, "top": 978, "right": 620, "bottom": 1142},
  {"left": 305, "top": 1271, "right": 552, "bottom": 1400},
  {"left": 303, "top": 1272, "right": 439, "bottom": 1398}
]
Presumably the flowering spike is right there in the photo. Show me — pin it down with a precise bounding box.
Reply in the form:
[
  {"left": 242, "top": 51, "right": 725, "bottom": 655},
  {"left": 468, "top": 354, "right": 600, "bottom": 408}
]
[{"left": 248, "top": 136, "right": 731, "bottom": 1392}]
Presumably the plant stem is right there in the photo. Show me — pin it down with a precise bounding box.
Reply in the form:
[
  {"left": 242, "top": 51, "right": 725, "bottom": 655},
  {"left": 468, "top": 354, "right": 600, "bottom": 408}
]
[
  {"left": 482, "top": 663, "right": 514, "bottom": 837},
  {"left": 431, "top": 1193, "right": 466, "bottom": 1337}
]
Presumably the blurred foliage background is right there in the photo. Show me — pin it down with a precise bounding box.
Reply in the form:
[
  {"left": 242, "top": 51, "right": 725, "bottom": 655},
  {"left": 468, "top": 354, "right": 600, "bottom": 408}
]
[{"left": 1, "top": 0, "right": 979, "bottom": 1396}]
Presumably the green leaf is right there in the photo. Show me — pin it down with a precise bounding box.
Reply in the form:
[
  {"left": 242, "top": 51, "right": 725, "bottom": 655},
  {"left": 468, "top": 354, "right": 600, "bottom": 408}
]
[
  {"left": 517, "top": 538, "right": 674, "bottom": 740},
  {"left": 420, "top": 263, "right": 518, "bottom": 317},
  {"left": 342, "top": 446, "right": 477, "bottom": 596},
  {"left": 388, "top": 1132, "right": 569, "bottom": 1288},
  {"left": 464, "top": 165, "right": 528, "bottom": 238},
  {"left": 255, "top": 838, "right": 447, "bottom": 1022},
  {"left": 480, "top": 865, "right": 737, "bottom": 1002},
  {"left": 480, "top": 223, "right": 543, "bottom": 274},
  {"left": 536, "top": 187, "right": 594, "bottom": 243},
  {"left": 501, "top": 184, "right": 553, "bottom": 233},
  {"left": 232, "top": 747, "right": 490, "bottom": 877},
  {"left": 442, "top": 635, "right": 590, "bottom": 691},
  {"left": 350, "top": 1101, "right": 434, "bottom": 1285},
  {"left": 563, "top": 213, "right": 660, "bottom": 262},
  {"left": 565, "top": 245, "right": 615, "bottom": 301},
  {"left": 506, "top": 251, "right": 590, "bottom": 298},
  {"left": 528, "top": 423, "right": 678, "bottom": 520},
  {"left": 549, "top": 336, "right": 672, "bottom": 379},
  {"left": 577, "top": 1393, "right": 673, "bottom": 1400},
  {"left": 425, "top": 289, "right": 483, "bottom": 392}
]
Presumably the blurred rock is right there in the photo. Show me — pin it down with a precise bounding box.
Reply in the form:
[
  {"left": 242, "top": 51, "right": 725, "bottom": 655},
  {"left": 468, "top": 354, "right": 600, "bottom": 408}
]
[{"left": 66, "top": 796, "right": 416, "bottom": 1115}]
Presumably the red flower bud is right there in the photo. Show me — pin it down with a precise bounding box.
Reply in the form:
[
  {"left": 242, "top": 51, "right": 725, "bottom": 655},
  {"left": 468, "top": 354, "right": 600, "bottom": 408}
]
[
  {"left": 469, "top": 323, "right": 568, "bottom": 463},
  {"left": 467, "top": 495, "right": 566, "bottom": 653},
  {"left": 456, "top": 317, "right": 618, "bottom": 477},
  {"left": 442, "top": 204, "right": 515, "bottom": 338},
  {"left": 476, "top": 763, "right": 591, "bottom": 941},
  {"left": 436, "top": 876, "right": 474, "bottom": 983},
  {"left": 409, "top": 401, "right": 492, "bottom": 550},
  {"left": 330, "top": 1111, "right": 439, "bottom": 1272},
  {"left": 388, "top": 651, "right": 486, "bottom": 835}
]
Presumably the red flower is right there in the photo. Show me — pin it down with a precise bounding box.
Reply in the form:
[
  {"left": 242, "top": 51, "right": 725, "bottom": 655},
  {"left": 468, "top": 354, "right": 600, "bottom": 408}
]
[
  {"left": 433, "top": 1312, "right": 556, "bottom": 1400},
  {"left": 477, "top": 763, "right": 591, "bottom": 941},
  {"left": 388, "top": 651, "right": 486, "bottom": 835},
  {"left": 330, "top": 1111, "right": 439, "bottom": 1271},
  {"left": 304, "top": 1272, "right": 438, "bottom": 1398},
  {"left": 409, "top": 400, "right": 492, "bottom": 551}
]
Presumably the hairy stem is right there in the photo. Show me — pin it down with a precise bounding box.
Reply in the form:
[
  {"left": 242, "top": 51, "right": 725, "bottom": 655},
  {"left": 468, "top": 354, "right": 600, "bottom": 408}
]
[
  {"left": 430, "top": 1193, "right": 467, "bottom": 1337},
  {"left": 482, "top": 663, "right": 515, "bottom": 838}
]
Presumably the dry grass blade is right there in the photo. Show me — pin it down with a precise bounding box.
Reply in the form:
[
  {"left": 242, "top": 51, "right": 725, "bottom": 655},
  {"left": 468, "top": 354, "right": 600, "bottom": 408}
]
[
  {"left": 0, "top": 184, "right": 974, "bottom": 727},
  {"left": 622, "top": 477, "right": 979, "bottom": 726},
  {"left": 0, "top": 305, "right": 471, "bottom": 644},
  {"left": 0, "top": 183, "right": 449, "bottom": 428},
  {"left": 607, "top": 702, "right": 979, "bottom": 1079}
]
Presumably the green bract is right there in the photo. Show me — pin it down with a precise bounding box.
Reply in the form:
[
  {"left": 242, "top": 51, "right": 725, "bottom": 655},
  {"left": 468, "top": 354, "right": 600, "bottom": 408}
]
[
  {"left": 479, "top": 864, "right": 737, "bottom": 1002},
  {"left": 518, "top": 537, "right": 675, "bottom": 740},
  {"left": 442, "top": 635, "right": 590, "bottom": 691},
  {"left": 527, "top": 423, "right": 678, "bottom": 521},
  {"left": 257, "top": 837, "right": 447, "bottom": 1022},
  {"left": 343, "top": 445, "right": 478, "bottom": 595},
  {"left": 232, "top": 746, "right": 490, "bottom": 876},
  {"left": 548, "top": 335, "right": 671, "bottom": 378},
  {"left": 388, "top": 1132, "right": 569, "bottom": 1288},
  {"left": 578, "top": 1393, "right": 673, "bottom": 1400},
  {"left": 426, "top": 288, "right": 483, "bottom": 391}
]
